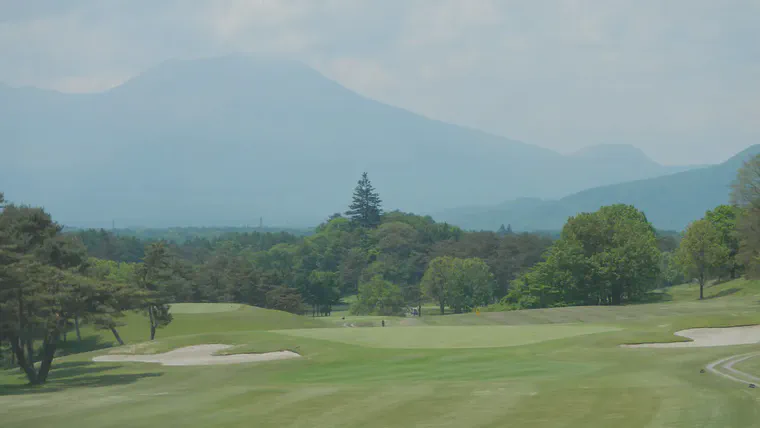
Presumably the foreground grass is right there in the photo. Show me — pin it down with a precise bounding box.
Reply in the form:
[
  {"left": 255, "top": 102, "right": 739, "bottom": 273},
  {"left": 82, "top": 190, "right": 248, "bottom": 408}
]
[{"left": 3, "top": 279, "right": 760, "bottom": 427}]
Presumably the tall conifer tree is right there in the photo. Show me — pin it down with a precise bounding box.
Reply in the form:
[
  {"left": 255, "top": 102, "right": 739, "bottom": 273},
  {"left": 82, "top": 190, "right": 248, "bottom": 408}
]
[{"left": 346, "top": 172, "right": 382, "bottom": 228}]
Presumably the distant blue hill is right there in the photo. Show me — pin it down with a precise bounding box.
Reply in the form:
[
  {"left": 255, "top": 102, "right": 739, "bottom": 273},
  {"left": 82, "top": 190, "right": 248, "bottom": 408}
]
[{"left": 435, "top": 145, "right": 760, "bottom": 231}]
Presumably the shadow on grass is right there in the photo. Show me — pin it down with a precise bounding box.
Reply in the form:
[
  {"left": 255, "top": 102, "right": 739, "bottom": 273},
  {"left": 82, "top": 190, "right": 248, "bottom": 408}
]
[
  {"left": 57, "top": 335, "right": 114, "bottom": 357},
  {"left": 0, "top": 361, "right": 162, "bottom": 396},
  {"left": 47, "top": 361, "right": 121, "bottom": 380},
  {"left": 634, "top": 291, "right": 674, "bottom": 304},
  {"left": 705, "top": 287, "right": 741, "bottom": 300}
]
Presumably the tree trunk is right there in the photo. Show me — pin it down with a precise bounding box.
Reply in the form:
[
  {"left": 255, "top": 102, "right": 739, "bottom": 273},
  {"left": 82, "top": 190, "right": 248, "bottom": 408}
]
[
  {"left": 25, "top": 339, "right": 34, "bottom": 364},
  {"left": 148, "top": 306, "right": 156, "bottom": 340},
  {"left": 699, "top": 278, "right": 704, "bottom": 300},
  {"left": 611, "top": 292, "right": 621, "bottom": 306},
  {"left": 36, "top": 334, "right": 59, "bottom": 384},
  {"left": 439, "top": 301, "right": 445, "bottom": 315},
  {"left": 75, "top": 316, "right": 82, "bottom": 341},
  {"left": 417, "top": 304, "right": 421, "bottom": 317},
  {"left": 11, "top": 337, "right": 38, "bottom": 384},
  {"left": 110, "top": 326, "right": 125, "bottom": 346},
  {"left": 63, "top": 331, "right": 67, "bottom": 343}
]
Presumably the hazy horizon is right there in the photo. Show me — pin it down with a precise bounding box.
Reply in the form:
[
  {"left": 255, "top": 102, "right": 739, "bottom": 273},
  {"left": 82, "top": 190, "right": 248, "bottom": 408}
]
[{"left": 2, "top": 1, "right": 758, "bottom": 165}]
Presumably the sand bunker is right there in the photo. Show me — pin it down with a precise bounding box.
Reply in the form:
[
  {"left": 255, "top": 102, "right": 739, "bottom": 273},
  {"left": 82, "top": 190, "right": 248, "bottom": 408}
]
[
  {"left": 93, "top": 344, "right": 301, "bottom": 366},
  {"left": 622, "top": 325, "right": 760, "bottom": 348}
]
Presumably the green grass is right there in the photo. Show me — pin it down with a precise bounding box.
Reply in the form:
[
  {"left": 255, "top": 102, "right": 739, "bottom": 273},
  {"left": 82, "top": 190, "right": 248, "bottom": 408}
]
[
  {"left": 169, "top": 303, "right": 244, "bottom": 314},
  {"left": 277, "top": 324, "right": 620, "bottom": 349},
  {"left": 732, "top": 354, "right": 760, "bottom": 377},
  {"left": 4, "top": 278, "right": 760, "bottom": 427},
  {"left": 73, "top": 304, "right": 330, "bottom": 349}
]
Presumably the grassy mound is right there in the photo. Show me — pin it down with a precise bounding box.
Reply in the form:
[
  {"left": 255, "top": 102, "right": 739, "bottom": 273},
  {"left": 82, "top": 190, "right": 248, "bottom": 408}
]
[
  {"left": 74, "top": 304, "right": 329, "bottom": 349},
  {"left": 277, "top": 324, "right": 620, "bottom": 349},
  {"left": 169, "top": 303, "right": 244, "bottom": 314},
  {"left": 666, "top": 278, "right": 760, "bottom": 302}
]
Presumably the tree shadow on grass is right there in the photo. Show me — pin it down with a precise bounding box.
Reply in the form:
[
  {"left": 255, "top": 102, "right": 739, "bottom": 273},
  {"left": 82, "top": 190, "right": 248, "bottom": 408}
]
[
  {"left": 0, "top": 361, "right": 162, "bottom": 396},
  {"left": 705, "top": 287, "right": 741, "bottom": 300},
  {"left": 633, "top": 291, "right": 674, "bottom": 304},
  {"left": 47, "top": 361, "right": 121, "bottom": 380},
  {"left": 57, "top": 335, "right": 114, "bottom": 356}
]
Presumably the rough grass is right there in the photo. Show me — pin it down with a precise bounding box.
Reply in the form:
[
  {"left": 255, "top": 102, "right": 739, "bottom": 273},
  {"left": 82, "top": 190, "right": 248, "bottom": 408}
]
[{"left": 4, "top": 278, "right": 760, "bottom": 427}]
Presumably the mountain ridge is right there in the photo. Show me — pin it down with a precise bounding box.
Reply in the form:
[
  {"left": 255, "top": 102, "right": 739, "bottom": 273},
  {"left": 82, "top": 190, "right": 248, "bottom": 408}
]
[
  {"left": 1, "top": 54, "right": 704, "bottom": 228},
  {"left": 434, "top": 144, "right": 760, "bottom": 231}
]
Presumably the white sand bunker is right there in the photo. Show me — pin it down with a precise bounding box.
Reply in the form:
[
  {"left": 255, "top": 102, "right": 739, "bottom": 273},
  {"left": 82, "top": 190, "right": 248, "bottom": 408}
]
[
  {"left": 93, "top": 344, "right": 301, "bottom": 366},
  {"left": 622, "top": 325, "right": 760, "bottom": 348}
]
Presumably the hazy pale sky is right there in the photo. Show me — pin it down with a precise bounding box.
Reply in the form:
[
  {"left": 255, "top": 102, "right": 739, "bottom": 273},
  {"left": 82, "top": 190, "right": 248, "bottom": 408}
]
[{"left": 1, "top": 0, "right": 758, "bottom": 165}]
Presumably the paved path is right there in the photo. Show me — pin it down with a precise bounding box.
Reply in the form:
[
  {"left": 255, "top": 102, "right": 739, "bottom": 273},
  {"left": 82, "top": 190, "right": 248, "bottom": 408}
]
[{"left": 706, "top": 352, "right": 760, "bottom": 385}]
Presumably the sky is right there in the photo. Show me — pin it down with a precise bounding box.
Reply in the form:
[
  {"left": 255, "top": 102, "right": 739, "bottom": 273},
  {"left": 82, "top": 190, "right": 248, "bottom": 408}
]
[{"left": 1, "top": 0, "right": 758, "bottom": 165}]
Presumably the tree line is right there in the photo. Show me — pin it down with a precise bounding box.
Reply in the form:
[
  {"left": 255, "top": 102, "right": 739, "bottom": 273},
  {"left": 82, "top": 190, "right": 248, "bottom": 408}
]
[
  {"left": 1, "top": 171, "right": 557, "bottom": 385},
  {"left": 68, "top": 173, "right": 553, "bottom": 317},
  {"left": 500, "top": 154, "right": 760, "bottom": 309}
]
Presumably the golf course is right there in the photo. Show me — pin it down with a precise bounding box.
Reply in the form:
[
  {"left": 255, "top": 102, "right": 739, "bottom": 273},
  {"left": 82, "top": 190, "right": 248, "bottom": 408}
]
[{"left": 3, "top": 278, "right": 760, "bottom": 428}]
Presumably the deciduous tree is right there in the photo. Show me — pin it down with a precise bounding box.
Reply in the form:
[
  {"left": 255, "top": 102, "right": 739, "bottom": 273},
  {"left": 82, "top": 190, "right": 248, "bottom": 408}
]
[
  {"left": 731, "top": 154, "right": 760, "bottom": 278},
  {"left": 351, "top": 275, "right": 405, "bottom": 316},
  {"left": 705, "top": 205, "right": 742, "bottom": 278},
  {"left": 509, "top": 205, "right": 660, "bottom": 307},
  {"left": 676, "top": 219, "right": 729, "bottom": 299}
]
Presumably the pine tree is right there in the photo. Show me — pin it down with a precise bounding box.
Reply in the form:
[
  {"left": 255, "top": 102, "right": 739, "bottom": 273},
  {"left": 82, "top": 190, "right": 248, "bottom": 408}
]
[
  {"left": 0, "top": 203, "right": 116, "bottom": 384},
  {"left": 137, "top": 242, "right": 174, "bottom": 340},
  {"left": 345, "top": 172, "right": 382, "bottom": 228}
]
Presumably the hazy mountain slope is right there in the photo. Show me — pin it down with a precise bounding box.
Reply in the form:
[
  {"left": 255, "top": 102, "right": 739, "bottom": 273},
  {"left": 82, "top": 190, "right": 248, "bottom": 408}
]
[
  {"left": 436, "top": 145, "right": 760, "bottom": 231},
  {"left": 2, "top": 55, "right": 697, "bottom": 227},
  {"left": 568, "top": 144, "right": 701, "bottom": 179}
]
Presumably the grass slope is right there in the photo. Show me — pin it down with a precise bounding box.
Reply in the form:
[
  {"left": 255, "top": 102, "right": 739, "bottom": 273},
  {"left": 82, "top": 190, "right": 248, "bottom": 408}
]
[
  {"left": 278, "top": 324, "right": 620, "bottom": 349},
  {"left": 4, "top": 279, "right": 760, "bottom": 427},
  {"left": 170, "top": 303, "right": 244, "bottom": 314},
  {"left": 65, "top": 304, "right": 329, "bottom": 353}
]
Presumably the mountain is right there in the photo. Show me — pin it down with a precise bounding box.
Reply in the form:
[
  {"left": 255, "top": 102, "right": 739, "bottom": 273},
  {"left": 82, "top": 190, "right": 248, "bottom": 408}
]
[
  {"left": 2, "top": 54, "right": 698, "bottom": 227},
  {"left": 435, "top": 145, "right": 760, "bottom": 231},
  {"left": 568, "top": 144, "right": 702, "bottom": 178}
]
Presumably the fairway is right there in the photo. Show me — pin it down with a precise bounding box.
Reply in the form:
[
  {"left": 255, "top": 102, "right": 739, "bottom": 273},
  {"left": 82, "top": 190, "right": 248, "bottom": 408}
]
[
  {"left": 276, "top": 324, "right": 621, "bottom": 348},
  {"left": 5, "top": 278, "right": 760, "bottom": 428}
]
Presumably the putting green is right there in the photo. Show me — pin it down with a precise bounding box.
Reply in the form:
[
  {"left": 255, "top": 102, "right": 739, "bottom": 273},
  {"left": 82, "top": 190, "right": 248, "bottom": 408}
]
[
  {"left": 275, "top": 324, "right": 620, "bottom": 349},
  {"left": 169, "top": 303, "right": 243, "bottom": 314}
]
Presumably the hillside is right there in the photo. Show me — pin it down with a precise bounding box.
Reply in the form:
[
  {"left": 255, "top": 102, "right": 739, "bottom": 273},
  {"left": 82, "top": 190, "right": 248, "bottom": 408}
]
[
  {"left": 436, "top": 144, "right": 760, "bottom": 231},
  {"left": 568, "top": 144, "right": 701, "bottom": 180},
  {"left": 2, "top": 54, "right": 697, "bottom": 228}
]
